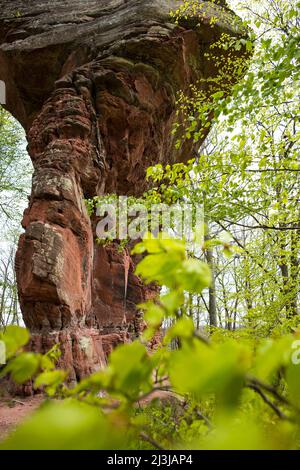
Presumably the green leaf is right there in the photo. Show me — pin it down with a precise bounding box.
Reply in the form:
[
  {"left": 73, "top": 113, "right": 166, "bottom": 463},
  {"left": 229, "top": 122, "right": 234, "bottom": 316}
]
[
  {"left": 286, "top": 354, "right": 300, "bottom": 408},
  {"left": 142, "top": 303, "right": 165, "bottom": 328},
  {"left": 135, "top": 251, "right": 182, "bottom": 288},
  {"left": 40, "top": 354, "right": 55, "bottom": 371},
  {"left": 0, "top": 326, "right": 30, "bottom": 359},
  {"left": 108, "top": 341, "right": 153, "bottom": 400},
  {"left": 253, "top": 337, "right": 294, "bottom": 381},
  {"left": 179, "top": 259, "right": 211, "bottom": 294},
  {"left": 34, "top": 370, "right": 68, "bottom": 396},
  {"left": 164, "top": 317, "right": 195, "bottom": 344},
  {"left": 160, "top": 290, "right": 184, "bottom": 313},
  {"left": 169, "top": 340, "right": 249, "bottom": 407}
]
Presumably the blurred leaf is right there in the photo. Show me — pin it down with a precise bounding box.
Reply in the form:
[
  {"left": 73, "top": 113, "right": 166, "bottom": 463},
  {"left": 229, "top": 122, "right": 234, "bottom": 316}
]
[
  {"left": 180, "top": 259, "right": 211, "bottom": 293},
  {"left": 108, "top": 341, "right": 153, "bottom": 400},
  {"left": 169, "top": 339, "right": 249, "bottom": 407},
  {"left": 34, "top": 370, "right": 68, "bottom": 396},
  {"left": 2, "top": 352, "right": 39, "bottom": 383}
]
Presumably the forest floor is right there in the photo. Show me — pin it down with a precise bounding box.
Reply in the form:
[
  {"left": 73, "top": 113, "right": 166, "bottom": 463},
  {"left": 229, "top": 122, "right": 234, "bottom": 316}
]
[{"left": 0, "top": 396, "right": 43, "bottom": 440}]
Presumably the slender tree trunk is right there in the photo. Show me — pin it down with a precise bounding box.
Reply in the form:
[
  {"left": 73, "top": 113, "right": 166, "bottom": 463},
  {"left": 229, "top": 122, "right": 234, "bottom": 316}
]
[
  {"left": 205, "top": 228, "right": 218, "bottom": 328},
  {"left": 289, "top": 228, "right": 299, "bottom": 317}
]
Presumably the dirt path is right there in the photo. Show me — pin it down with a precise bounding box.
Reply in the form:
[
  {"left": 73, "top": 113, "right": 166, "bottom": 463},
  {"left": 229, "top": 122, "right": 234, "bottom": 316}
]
[
  {"left": 0, "top": 389, "right": 176, "bottom": 443},
  {"left": 0, "top": 396, "right": 43, "bottom": 441}
]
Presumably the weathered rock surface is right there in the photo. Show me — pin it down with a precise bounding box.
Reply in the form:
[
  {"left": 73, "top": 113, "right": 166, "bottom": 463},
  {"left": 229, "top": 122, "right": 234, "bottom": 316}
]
[{"left": 0, "top": 0, "right": 246, "bottom": 384}]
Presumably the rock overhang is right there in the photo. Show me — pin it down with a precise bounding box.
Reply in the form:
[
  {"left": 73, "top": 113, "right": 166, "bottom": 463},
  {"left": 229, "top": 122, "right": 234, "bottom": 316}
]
[{"left": 0, "top": 0, "right": 248, "bottom": 129}]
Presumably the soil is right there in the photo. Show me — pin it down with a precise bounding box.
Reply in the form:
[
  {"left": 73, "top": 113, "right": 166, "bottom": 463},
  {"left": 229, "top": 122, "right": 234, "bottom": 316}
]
[
  {"left": 0, "top": 389, "right": 176, "bottom": 443},
  {"left": 0, "top": 396, "right": 43, "bottom": 441}
]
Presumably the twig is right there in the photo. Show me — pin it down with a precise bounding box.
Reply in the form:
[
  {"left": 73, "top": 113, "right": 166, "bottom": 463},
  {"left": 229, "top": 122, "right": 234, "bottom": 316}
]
[
  {"left": 12, "top": 399, "right": 26, "bottom": 406},
  {"left": 140, "top": 432, "right": 166, "bottom": 451},
  {"left": 247, "top": 375, "right": 290, "bottom": 406},
  {"left": 248, "top": 384, "right": 291, "bottom": 421},
  {"left": 136, "top": 386, "right": 173, "bottom": 404},
  {"left": 195, "top": 408, "right": 213, "bottom": 430}
]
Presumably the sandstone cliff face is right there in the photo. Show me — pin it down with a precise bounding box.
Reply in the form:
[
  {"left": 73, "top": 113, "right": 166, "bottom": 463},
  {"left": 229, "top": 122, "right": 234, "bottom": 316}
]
[{"left": 0, "top": 0, "right": 245, "bottom": 385}]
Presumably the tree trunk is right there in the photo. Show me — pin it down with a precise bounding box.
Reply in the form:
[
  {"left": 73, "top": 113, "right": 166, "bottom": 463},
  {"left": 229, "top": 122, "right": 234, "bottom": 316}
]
[{"left": 204, "top": 231, "right": 218, "bottom": 328}]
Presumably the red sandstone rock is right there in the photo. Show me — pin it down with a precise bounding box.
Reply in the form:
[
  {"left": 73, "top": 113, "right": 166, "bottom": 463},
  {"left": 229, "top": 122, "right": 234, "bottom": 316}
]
[{"left": 0, "top": 0, "right": 248, "bottom": 385}]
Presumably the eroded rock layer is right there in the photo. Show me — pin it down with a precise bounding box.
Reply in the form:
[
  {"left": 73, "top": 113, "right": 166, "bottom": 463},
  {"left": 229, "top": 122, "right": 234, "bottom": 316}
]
[{"left": 0, "top": 0, "right": 246, "bottom": 384}]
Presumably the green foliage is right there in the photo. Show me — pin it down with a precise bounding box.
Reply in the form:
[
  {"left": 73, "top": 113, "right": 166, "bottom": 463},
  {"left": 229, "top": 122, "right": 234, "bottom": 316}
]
[
  {"left": 34, "top": 370, "right": 69, "bottom": 397},
  {"left": 0, "top": 327, "right": 62, "bottom": 387},
  {"left": 3, "top": 353, "right": 40, "bottom": 384},
  {"left": 1, "top": 0, "right": 300, "bottom": 452},
  {"left": 1, "top": 233, "right": 300, "bottom": 449},
  {"left": 169, "top": 339, "right": 248, "bottom": 407},
  {"left": 133, "top": 238, "right": 211, "bottom": 293},
  {"left": 0, "top": 325, "right": 29, "bottom": 359}
]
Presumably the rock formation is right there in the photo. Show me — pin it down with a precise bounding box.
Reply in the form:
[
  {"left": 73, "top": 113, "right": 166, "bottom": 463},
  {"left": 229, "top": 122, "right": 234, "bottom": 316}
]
[{"left": 0, "top": 0, "right": 247, "bottom": 384}]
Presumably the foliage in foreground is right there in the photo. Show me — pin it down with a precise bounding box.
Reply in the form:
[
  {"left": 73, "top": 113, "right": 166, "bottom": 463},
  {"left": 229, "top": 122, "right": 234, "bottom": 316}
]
[
  {"left": 0, "top": 237, "right": 300, "bottom": 450},
  {"left": 0, "top": 0, "right": 299, "bottom": 451}
]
